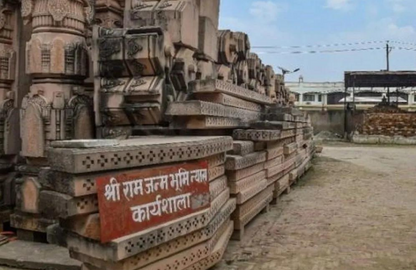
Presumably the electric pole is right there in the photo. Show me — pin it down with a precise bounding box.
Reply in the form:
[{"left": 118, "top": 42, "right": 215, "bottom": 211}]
[
  {"left": 386, "top": 41, "right": 393, "bottom": 104},
  {"left": 386, "top": 41, "right": 390, "bottom": 72}
]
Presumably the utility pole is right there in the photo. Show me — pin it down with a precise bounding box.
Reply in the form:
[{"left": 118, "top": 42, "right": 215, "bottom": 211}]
[
  {"left": 386, "top": 41, "right": 393, "bottom": 104},
  {"left": 386, "top": 41, "right": 390, "bottom": 71}
]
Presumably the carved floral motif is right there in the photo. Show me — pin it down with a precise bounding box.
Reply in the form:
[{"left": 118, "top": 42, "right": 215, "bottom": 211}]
[
  {"left": 21, "top": 0, "right": 33, "bottom": 20},
  {"left": 47, "top": 0, "right": 70, "bottom": 22}
]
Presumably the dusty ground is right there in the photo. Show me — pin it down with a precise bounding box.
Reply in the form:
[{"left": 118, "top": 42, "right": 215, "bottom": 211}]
[{"left": 216, "top": 143, "right": 416, "bottom": 270}]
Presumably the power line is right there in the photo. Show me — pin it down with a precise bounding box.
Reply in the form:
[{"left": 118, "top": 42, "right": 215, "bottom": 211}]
[
  {"left": 253, "top": 45, "right": 416, "bottom": 55},
  {"left": 252, "top": 40, "right": 416, "bottom": 50},
  {"left": 255, "top": 47, "right": 385, "bottom": 55},
  {"left": 252, "top": 40, "right": 386, "bottom": 49}
]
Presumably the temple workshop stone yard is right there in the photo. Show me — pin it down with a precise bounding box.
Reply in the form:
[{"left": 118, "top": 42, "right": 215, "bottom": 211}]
[
  {"left": 215, "top": 143, "right": 416, "bottom": 270},
  {"left": 2, "top": 144, "right": 416, "bottom": 270}
]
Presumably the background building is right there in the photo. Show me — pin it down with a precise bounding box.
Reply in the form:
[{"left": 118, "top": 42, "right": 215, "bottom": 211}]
[
  {"left": 287, "top": 76, "right": 416, "bottom": 112},
  {"left": 286, "top": 76, "right": 416, "bottom": 135}
]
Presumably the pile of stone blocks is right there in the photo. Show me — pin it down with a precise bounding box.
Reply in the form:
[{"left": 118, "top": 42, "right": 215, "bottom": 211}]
[
  {"left": 0, "top": 2, "right": 317, "bottom": 270},
  {"left": 93, "top": 0, "right": 291, "bottom": 136},
  {"left": 38, "top": 136, "right": 236, "bottom": 270},
  {"left": 225, "top": 107, "right": 315, "bottom": 239},
  {"left": 360, "top": 111, "right": 416, "bottom": 137},
  {"left": 225, "top": 140, "right": 272, "bottom": 240}
]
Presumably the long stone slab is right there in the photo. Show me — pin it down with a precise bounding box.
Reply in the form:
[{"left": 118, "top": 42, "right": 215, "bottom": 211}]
[
  {"left": 171, "top": 116, "right": 245, "bottom": 129},
  {"left": 233, "top": 129, "right": 282, "bottom": 142},
  {"left": 63, "top": 189, "right": 232, "bottom": 261},
  {"left": 250, "top": 121, "right": 296, "bottom": 130},
  {"left": 69, "top": 199, "right": 236, "bottom": 270},
  {"left": 194, "top": 93, "right": 263, "bottom": 112},
  {"left": 184, "top": 223, "right": 233, "bottom": 270},
  {"left": 236, "top": 179, "right": 268, "bottom": 205},
  {"left": 0, "top": 241, "right": 82, "bottom": 270},
  {"left": 226, "top": 163, "right": 264, "bottom": 182},
  {"left": 225, "top": 151, "right": 266, "bottom": 171},
  {"left": 165, "top": 101, "right": 261, "bottom": 122},
  {"left": 48, "top": 136, "right": 233, "bottom": 174},
  {"left": 189, "top": 79, "right": 274, "bottom": 105},
  {"left": 229, "top": 170, "right": 266, "bottom": 194},
  {"left": 50, "top": 140, "right": 119, "bottom": 149},
  {"left": 39, "top": 162, "right": 225, "bottom": 198}
]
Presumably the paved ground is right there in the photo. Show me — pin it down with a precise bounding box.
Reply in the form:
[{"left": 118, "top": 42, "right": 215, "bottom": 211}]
[{"left": 216, "top": 143, "right": 416, "bottom": 270}]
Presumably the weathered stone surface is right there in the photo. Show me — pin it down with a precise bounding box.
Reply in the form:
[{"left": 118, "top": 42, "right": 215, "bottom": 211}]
[
  {"left": 69, "top": 199, "right": 236, "bottom": 270},
  {"left": 209, "top": 165, "right": 225, "bottom": 182},
  {"left": 266, "top": 146, "right": 284, "bottom": 161},
  {"left": 63, "top": 189, "right": 232, "bottom": 261},
  {"left": 0, "top": 241, "right": 82, "bottom": 270},
  {"left": 210, "top": 176, "right": 228, "bottom": 201},
  {"left": 189, "top": 79, "right": 274, "bottom": 105},
  {"left": 171, "top": 116, "right": 245, "bottom": 129},
  {"left": 60, "top": 213, "right": 101, "bottom": 241},
  {"left": 184, "top": 221, "right": 233, "bottom": 270},
  {"left": 16, "top": 177, "right": 41, "bottom": 214},
  {"left": 266, "top": 163, "right": 284, "bottom": 178},
  {"left": 225, "top": 152, "right": 266, "bottom": 171},
  {"left": 21, "top": 0, "right": 94, "bottom": 159},
  {"left": 39, "top": 191, "right": 98, "bottom": 219},
  {"left": 250, "top": 121, "right": 295, "bottom": 130},
  {"left": 284, "top": 142, "right": 298, "bottom": 156},
  {"left": 51, "top": 140, "right": 119, "bottom": 149},
  {"left": 48, "top": 136, "right": 233, "bottom": 173},
  {"left": 236, "top": 179, "right": 268, "bottom": 205},
  {"left": 229, "top": 141, "right": 255, "bottom": 156},
  {"left": 264, "top": 155, "right": 284, "bottom": 170},
  {"left": 166, "top": 101, "right": 261, "bottom": 122},
  {"left": 359, "top": 110, "right": 416, "bottom": 138},
  {"left": 10, "top": 212, "right": 56, "bottom": 233},
  {"left": 233, "top": 129, "right": 282, "bottom": 142},
  {"left": 229, "top": 170, "right": 266, "bottom": 195},
  {"left": 194, "top": 93, "right": 262, "bottom": 112},
  {"left": 227, "top": 163, "right": 264, "bottom": 182}
]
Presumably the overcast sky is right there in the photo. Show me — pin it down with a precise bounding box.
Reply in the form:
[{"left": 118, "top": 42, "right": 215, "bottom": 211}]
[{"left": 219, "top": 0, "right": 416, "bottom": 82}]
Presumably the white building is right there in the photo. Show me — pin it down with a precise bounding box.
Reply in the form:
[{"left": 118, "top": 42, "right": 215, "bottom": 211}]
[{"left": 286, "top": 76, "right": 416, "bottom": 111}]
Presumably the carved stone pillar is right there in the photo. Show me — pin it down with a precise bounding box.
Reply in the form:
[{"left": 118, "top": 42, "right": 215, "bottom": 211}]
[
  {"left": 20, "top": 0, "right": 95, "bottom": 162},
  {"left": 0, "top": 0, "right": 19, "bottom": 161},
  {"left": 0, "top": 0, "right": 20, "bottom": 224}
]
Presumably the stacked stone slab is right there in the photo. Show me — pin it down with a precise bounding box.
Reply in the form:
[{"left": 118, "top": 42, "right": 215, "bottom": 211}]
[
  {"left": 41, "top": 136, "right": 236, "bottom": 270},
  {"left": 262, "top": 107, "right": 316, "bottom": 198},
  {"left": 226, "top": 107, "right": 315, "bottom": 239},
  {"left": 93, "top": 0, "right": 291, "bottom": 135},
  {"left": 225, "top": 140, "right": 271, "bottom": 240}
]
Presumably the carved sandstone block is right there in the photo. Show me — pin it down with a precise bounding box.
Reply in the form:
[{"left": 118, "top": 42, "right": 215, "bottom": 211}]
[
  {"left": 48, "top": 136, "right": 233, "bottom": 174},
  {"left": 69, "top": 199, "right": 236, "bottom": 269},
  {"left": 189, "top": 79, "right": 274, "bottom": 105},
  {"left": 39, "top": 191, "right": 98, "bottom": 219},
  {"left": 229, "top": 141, "right": 254, "bottom": 156},
  {"left": 194, "top": 93, "right": 262, "bottom": 112},
  {"left": 166, "top": 100, "right": 261, "bottom": 122},
  {"left": 225, "top": 151, "right": 266, "bottom": 171},
  {"left": 64, "top": 189, "right": 232, "bottom": 261},
  {"left": 229, "top": 170, "right": 266, "bottom": 195},
  {"left": 226, "top": 163, "right": 264, "bottom": 182}
]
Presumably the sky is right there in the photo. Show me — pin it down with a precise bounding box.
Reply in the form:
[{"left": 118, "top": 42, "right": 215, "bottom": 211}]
[{"left": 219, "top": 0, "right": 416, "bottom": 82}]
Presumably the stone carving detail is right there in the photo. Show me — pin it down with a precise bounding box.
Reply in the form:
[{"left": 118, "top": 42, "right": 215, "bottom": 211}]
[
  {"left": 21, "top": 0, "right": 33, "bottom": 24},
  {"left": 21, "top": 0, "right": 94, "bottom": 160},
  {"left": 93, "top": 26, "right": 174, "bottom": 136},
  {"left": 47, "top": 0, "right": 70, "bottom": 22}
]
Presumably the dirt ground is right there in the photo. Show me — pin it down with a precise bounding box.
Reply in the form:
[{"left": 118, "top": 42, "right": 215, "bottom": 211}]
[{"left": 216, "top": 143, "right": 416, "bottom": 270}]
